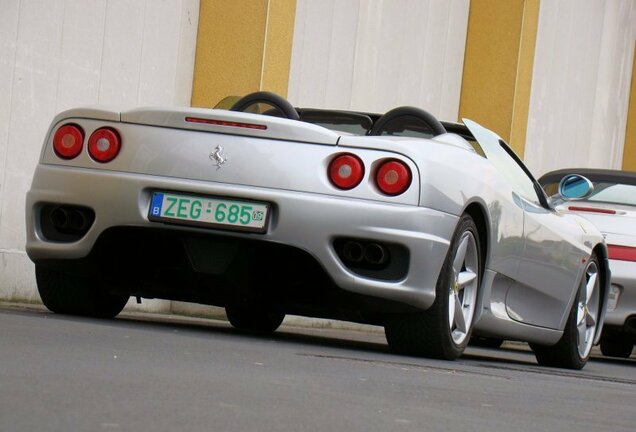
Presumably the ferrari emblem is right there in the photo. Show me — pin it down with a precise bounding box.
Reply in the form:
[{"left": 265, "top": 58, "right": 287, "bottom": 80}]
[
  {"left": 453, "top": 281, "right": 460, "bottom": 294},
  {"left": 209, "top": 145, "right": 228, "bottom": 169}
]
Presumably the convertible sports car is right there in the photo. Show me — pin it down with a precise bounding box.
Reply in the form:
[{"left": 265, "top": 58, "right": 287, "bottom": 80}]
[
  {"left": 540, "top": 169, "right": 635, "bottom": 358},
  {"left": 26, "top": 91, "right": 610, "bottom": 369}
]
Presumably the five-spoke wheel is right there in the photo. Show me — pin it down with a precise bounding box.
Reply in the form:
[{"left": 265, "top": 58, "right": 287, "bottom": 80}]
[
  {"left": 532, "top": 254, "right": 602, "bottom": 369},
  {"left": 448, "top": 230, "right": 479, "bottom": 346},
  {"left": 576, "top": 261, "right": 601, "bottom": 359},
  {"left": 385, "top": 214, "right": 481, "bottom": 360}
]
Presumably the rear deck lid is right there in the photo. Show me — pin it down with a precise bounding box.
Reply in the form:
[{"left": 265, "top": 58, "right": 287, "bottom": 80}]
[{"left": 121, "top": 107, "right": 340, "bottom": 146}]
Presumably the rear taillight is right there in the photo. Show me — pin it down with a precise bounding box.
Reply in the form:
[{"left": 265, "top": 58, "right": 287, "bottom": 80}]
[
  {"left": 53, "top": 124, "right": 84, "bottom": 159},
  {"left": 88, "top": 128, "right": 121, "bottom": 163},
  {"left": 328, "top": 153, "right": 364, "bottom": 190},
  {"left": 608, "top": 245, "right": 636, "bottom": 262},
  {"left": 375, "top": 159, "right": 411, "bottom": 196}
]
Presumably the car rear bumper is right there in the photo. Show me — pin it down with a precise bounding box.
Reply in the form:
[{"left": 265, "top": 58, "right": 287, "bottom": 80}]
[
  {"left": 604, "top": 259, "right": 636, "bottom": 329},
  {"left": 26, "top": 164, "right": 458, "bottom": 310}
]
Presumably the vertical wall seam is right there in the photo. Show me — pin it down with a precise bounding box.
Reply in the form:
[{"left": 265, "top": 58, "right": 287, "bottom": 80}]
[
  {"left": 456, "top": 0, "right": 472, "bottom": 122},
  {"left": 53, "top": 0, "right": 66, "bottom": 113},
  {"left": 556, "top": 1, "right": 579, "bottom": 162},
  {"left": 135, "top": 0, "right": 148, "bottom": 102},
  {"left": 259, "top": 0, "right": 271, "bottom": 91},
  {"left": 509, "top": 1, "right": 526, "bottom": 147},
  {"left": 348, "top": 0, "right": 363, "bottom": 110},
  {"left": 293, "top": 1, "right": 305, "bottom": 103},
  {"left": 349, "top": 0, "right": 360, "bottom": 110},
  {"left": 97, "top": 0, "right": 110, "bottom": 104},
  {"left": 623, "top": 36, "right": 636, "bottom": 171},
  {"left": 324, "top": 0, "right": 336, "bottom": 107},
  {"left": 416, "top": 0, "right": 432, "bottom": 110},
  {"left": 588, "top": 3, "right": 608, "bottom": 164},
  {"left": 438, "top": 0, "right": 453, "bottom": 118},
  {"left": 0, "top": 0, "right": 23, "bottom": 229},
  {"left": 510, "top": 0, "right": 539, "bottom": 158},
  {"left": 174, "top": 0, "right": 186, "bottom": 104}
]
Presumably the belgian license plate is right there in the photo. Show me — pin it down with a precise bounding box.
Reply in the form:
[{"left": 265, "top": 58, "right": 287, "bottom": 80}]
[{"left": 149, "top": 192, "right": 270, "bottom": 233}]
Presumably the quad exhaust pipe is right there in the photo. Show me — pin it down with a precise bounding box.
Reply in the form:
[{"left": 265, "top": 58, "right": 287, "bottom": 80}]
[
  {"left": 364, "top": 243, "right": 387, "bottom": 265},
  {"left": 343, "top": 241, "right": 364, "bottom": 263},
  {"left": 49, "top": 206, "right": 91, "bottom": 232},
  {"left": 342, "top": 241, "right": 388, "bottom": 266}
]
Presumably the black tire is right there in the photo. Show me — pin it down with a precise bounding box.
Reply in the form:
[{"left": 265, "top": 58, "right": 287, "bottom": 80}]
[
  {"left": 600, "top": 336, "right": 634, "bottom": 358},
  {"left": 531, "top": 254, "right": 602, "bottom": 369},
  {"left": 35, "top": 265, "right": 128, "bottom": 319},
  {"left": 230, "top": 91, "right": 300, "bottom": 120},
  {"left": 470, "top": 336, "right": 504, "bottom": 349},
  {"left": 225, "top": 305, "right": 285, "bottom": 334},
  {"left": 384, "top": 214, "right": 481, "bottom": 360}
]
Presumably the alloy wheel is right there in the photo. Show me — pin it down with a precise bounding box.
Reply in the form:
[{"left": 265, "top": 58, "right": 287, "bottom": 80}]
[
  {"left": 448, "top": 231, "right": 479, "bottom": 345},
  {"left": 577, "top": 261, "right": 600, "bottom": 359}
]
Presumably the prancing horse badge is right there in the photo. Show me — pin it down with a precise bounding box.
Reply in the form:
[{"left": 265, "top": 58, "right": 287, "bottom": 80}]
[{"left": 209, "top": 145, "right": 228, "bottom": 169}]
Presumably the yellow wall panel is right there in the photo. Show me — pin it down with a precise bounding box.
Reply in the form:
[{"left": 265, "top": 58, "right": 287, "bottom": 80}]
[
  {"left": 459, "top": 0, "right": 539, "bottom": 157},
  {"left": 261, "top": 0, "right": 297, "bottom": 97},
  {"left": 191, "top": 0, "right": 296, "bottom": 108},
  {"left": 510, "top": 0, "right": 540, "bottom": 158}
]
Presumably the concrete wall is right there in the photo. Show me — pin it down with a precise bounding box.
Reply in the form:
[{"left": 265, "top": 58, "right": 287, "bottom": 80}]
[
  {"left": 0, "top": 0, "right": 200, "bottom": 310},
  {"left": 287, "top": 0, "right": 470, "bottom": 121},
  {"left": 3, "top": 0, "right": 636, "bottom": 317},
  {"left": 288, "top": 0, "right": 636, "bottom": 177},
  {"left": 524, "top": 0, "right": 636, "bottom": 176}
]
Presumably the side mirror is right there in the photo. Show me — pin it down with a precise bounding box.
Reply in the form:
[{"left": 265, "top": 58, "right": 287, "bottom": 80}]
[{"left": 558, "top": 174, "right": 594, "bottom": 200}]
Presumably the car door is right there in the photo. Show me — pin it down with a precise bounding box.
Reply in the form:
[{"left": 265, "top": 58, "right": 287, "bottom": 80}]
[
  {"left": 464, "top": 120, "right": 587, "bottom": 329},
  {"left": 511, "top": 194, "right": 590, "bottom": 329}
]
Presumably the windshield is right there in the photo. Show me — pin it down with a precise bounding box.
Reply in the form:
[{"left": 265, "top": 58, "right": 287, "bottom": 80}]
[
  {"left": 587, "top": 183, "right": 636, "bottom": 206},
  {"left": 541, "top": 171, "right": 636, "bottom": 208},
  {"left": 463, "top": 119, "right": 541, "bottom": 205},
  {"left": 298, "top": 110, "right": 373, "bottom": 135},
  {"left": 544, "top": 181, "right": 636, "bottom": 207}
]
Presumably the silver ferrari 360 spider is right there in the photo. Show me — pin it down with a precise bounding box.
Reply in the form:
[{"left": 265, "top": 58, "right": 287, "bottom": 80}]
[
  {"left": 26, "top": 91, "right": 610, "bottom": 369},
  {"left": 540, "top": 169, "right": 635, "bottom": 359}
]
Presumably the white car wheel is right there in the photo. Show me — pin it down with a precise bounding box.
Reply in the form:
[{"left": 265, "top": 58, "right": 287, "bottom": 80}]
[
  {"left": 532, "top": 254, "right": 602, "bottom": 369},
  {"left": 448, "top": 230, "right": 479, "bottom": 346},
  {"left": 384, "top": 214, "right": 481, "bottom": 360}
]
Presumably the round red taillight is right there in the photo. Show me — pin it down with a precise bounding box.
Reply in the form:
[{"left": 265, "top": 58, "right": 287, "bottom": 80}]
[
  {"left": 375, "top": 160, "right": 411, "bottom": 195},
  {"left": 88, "top": 128, "right": 121, "bottom": 163},
  {"left": 53, "top": 124, "right": 84, "bottom": 159},
  {"left": 328, "top": 153, "right": 364, "bottom": 190}
]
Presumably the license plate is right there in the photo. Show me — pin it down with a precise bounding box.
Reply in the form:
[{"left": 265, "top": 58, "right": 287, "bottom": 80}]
[{"left": 148, "top": 192, "right": 270, "bottom": 233}]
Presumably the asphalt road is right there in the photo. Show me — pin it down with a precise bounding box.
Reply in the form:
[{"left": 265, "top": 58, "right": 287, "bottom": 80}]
[{"left": 1, "top": 305, "right": 634, "bottom": 432}]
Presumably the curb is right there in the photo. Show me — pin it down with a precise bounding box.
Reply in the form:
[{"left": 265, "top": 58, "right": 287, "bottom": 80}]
[{"left": 0, "top": 300, "right": 384, "bottom": 334}]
